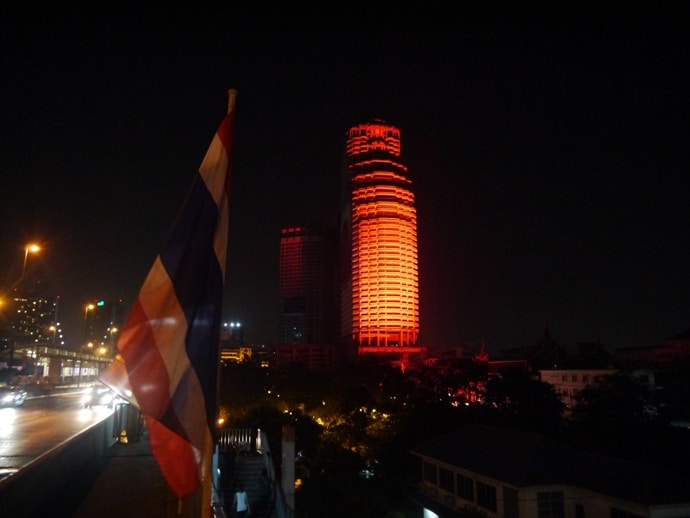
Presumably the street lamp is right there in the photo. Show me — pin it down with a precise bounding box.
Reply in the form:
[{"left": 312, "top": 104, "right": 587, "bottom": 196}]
[
  {"left": 22, "top": 244, "right": 41, "bottom": 279},
  {"left": 109, "top": 326, "right": 119, "bottom": 358},
  {"left": 17, "top": 243, "right": 41, "bottom": 295},
  {"left": 83, "top": 303, "right": 95, "bottom": 349}
]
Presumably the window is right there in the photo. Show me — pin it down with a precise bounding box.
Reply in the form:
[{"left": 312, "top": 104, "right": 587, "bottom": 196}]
[
  {"left": 423, "top": 461, "right": 437, "bottom": 485},
  {"left": 456, "top": 473, "right": 474, "bottom": 501},
  {"left": 610, "top": 509, "right": 644, "bottom": 518},
  {"left": 504, "top": 486, "right": 519, "bottom": 518},
  {"left": 476, "top": 481, "right": 497, "bottom": 512},
  {"left": 575, "top": 503, "right": 584, "bottom": 518},
  {"left": 439, "top": 467, "right": 454, "bottom": 492},
  {"left": 537, "top": 491, "right": 564, "bottom": 518}
]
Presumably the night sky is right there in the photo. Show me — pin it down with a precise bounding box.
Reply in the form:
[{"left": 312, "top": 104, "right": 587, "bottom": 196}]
[{"left": 1, "top": 5, "right": 688, "bottom": 353}]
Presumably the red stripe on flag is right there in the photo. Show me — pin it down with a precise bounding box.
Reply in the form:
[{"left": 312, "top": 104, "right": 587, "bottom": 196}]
[
  {"left": 119, "top": 298, "right": 176, "bottom": 422},
  {"left": 146, "top": 416, "right": 199, "bottom": 497}
]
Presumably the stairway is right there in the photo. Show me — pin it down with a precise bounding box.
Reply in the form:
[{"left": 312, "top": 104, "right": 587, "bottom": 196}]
[{"left": 221, "top": 452, "right": 267, "bottom": 514}]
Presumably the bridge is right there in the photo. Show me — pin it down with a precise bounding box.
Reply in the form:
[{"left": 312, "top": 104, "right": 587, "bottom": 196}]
[
  {"left": 0, "top": 389, "right": 295, "bottom": 517},
  {"left": 1, "top": 343, "right": 112, "bottom": 386}
]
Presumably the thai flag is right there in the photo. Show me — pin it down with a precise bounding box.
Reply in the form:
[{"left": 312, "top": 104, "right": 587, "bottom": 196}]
[{"left": 101, "top": 90, "right": 236, "bottom": 498}]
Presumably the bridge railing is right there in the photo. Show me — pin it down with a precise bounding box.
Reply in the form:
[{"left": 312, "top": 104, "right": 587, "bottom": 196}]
[
  {"left": 0, "top": 413, "right": 117, "bottom": 517},
  {"left": 214, "top": 427, "right": 293, "bottom": 518},
  {"left": 217, "top": 427, "right": 256, "bottom": 454}
]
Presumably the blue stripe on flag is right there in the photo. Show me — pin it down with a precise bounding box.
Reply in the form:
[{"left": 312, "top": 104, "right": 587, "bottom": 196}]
[{"left": 159, "top": 174, "right": 224, "bottom": 437}]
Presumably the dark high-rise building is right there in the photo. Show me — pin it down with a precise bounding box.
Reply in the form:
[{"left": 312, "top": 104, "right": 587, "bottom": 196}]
[
  {"left": 4, "top": 296, "right": 59, "bottom": 346},
  {"left": 278, "top": 224, "right": 338, "bottom": 347},
  {"left": 83, "top": 299, "right": 125, "bottom": 356},
  {"left": 220, "top": 321, "right": 244, "bottom": 348},
  {"left": 341, "top": 120, "right": 424, "bottom": 368}
]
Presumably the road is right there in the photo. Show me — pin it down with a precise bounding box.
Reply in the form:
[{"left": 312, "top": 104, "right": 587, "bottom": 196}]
[{"left": 0, "top": 388, "right": 112, "bottom": 482}]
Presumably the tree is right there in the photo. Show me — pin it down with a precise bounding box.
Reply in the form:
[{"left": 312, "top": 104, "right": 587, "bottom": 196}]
[
  {"left": 484, "top": 371, "right": 566, "bottom": 434},
  {"left": 566, "top": 372, "right": 681, "bottom": 467},
  {"left": 569, "top": 373, "right": 657, "bottom": 430},
  {"left": 655, "top": 359, "right": 690, "bottom": 421}
]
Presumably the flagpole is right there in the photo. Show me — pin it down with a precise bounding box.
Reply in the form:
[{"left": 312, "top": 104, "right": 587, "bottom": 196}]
[
  {"left": 200, "top": 434, "right": 213, "bottom": 517},
  {"left": 199, "top": 87, "right": 238, "bottom": 518},
  {"left": 227, "top": 88, "right": 237, "bottom": 114}
]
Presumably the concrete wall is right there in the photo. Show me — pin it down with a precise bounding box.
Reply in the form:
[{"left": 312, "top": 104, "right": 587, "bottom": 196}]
[{"left": 0, "top": 413, "right": 116, "bottom": 517}]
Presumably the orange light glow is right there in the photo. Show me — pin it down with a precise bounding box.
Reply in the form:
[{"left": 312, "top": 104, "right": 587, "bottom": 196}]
[{"left": 344, "top": 121, "right": 420, "bottom": 354}]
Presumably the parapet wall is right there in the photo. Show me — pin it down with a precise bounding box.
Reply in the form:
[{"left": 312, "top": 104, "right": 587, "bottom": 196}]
[{"left": 0, "top": 413, "right": 116, "bottom": 516}]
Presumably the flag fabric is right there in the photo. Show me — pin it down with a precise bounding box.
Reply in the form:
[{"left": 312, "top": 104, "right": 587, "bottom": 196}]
[{"left": 101, "top": 90, "right": 237, "bottom": 498}]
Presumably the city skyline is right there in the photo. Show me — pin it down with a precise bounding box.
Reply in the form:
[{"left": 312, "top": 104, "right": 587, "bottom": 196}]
[{"left": 1, "top": 6, "right": 688, "bottom": 353}]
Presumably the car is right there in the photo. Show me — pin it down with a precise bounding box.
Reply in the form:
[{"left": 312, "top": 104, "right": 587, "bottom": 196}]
[
  {"left": 83, "top": 385, "right": 116, "bottom": 408},
  {"left": 0, "top": 385, "right": 28, "bottom": 407}
]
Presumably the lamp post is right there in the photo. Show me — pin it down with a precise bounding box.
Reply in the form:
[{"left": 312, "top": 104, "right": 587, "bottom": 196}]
[
  {"left": 109, "top": 326, "right": 119, "bottom": 358},
  {"left": 83, "top": 303, "right": 95, "bottom": 350},
  {"left": 20, "top": 243, "right": 40, "bottom": 295},
  {"left": 22, "top": 243, "right": 41, "bottom": 278}
]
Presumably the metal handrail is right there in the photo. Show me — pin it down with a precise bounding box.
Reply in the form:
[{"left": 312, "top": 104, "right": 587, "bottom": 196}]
[{"left": 215, "top": 428, "right": 293, "bottom": 518}]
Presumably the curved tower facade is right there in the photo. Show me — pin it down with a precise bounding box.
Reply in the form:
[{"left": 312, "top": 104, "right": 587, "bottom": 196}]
[{"left": 342, "top": 120, "right": 421, "bottom": 364}]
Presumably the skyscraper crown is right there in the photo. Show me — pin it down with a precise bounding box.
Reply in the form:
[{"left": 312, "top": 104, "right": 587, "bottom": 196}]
[{"left": 345, "top": 120, "right": 401, "bottom": 157}]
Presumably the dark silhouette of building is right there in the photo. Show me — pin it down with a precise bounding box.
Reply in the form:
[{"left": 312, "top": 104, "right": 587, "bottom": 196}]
[
  {"left": 499, "top": 324, "right": 567, "bottom": 372},
  {"left": 82, "top": 299, "right": 125, "bottom": 356},
  {"left": 220, "top": 321, "right": 244, "bottom": 347},
  {"left": 614, "top": 327, "right": 690, "bottom": 368},
  {"left": 411, "top": 424, "right": 690, "bottom": 517},
  {"left": 278, "top": 223, "right": 339, "bottom": 347},
  {"left": 3, "top": 296, "right": 59, "bottom": 347}
]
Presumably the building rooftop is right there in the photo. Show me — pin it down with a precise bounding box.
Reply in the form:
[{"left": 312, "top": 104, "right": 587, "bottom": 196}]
[{"left": 411, "top": 424, "right": 690, "bottom": 506}]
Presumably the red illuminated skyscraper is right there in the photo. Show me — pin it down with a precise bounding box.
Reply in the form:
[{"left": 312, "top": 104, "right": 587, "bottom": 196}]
[
  {"left": 279, "top": 224, "right": 338, "bottom": 347},
  {"left": 341, "top": 120, "right": 424, "bottom": 368}
]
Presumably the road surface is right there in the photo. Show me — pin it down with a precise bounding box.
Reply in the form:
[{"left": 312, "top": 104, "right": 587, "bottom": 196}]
[{"left": 0, "top": 388, "right": 112, "bottom": 482}]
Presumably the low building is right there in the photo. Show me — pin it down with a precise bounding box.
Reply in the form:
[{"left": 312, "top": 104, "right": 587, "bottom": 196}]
[
  {"left": 272, "top": 343, "right": 336, "bottom": 371},
  {"left": 411, "top": 424, "right": 690, "bottom": 518},
  {"left": 539, "top": 368, "right": 617, "bottom": 410},
  {"left": 614, "top": 329, "right": 690, "bottom": 368}
]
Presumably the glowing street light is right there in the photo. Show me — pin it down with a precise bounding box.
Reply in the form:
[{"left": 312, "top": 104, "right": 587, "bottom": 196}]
[
  {"left": 109, "top": 326, "right": 119, "bottom": 358},
  {"left": 22, "top": 243, "right": 41, "bottom": 279},
  {"left": 83, "top": 303, "right": 96, "bottom": 348}
]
